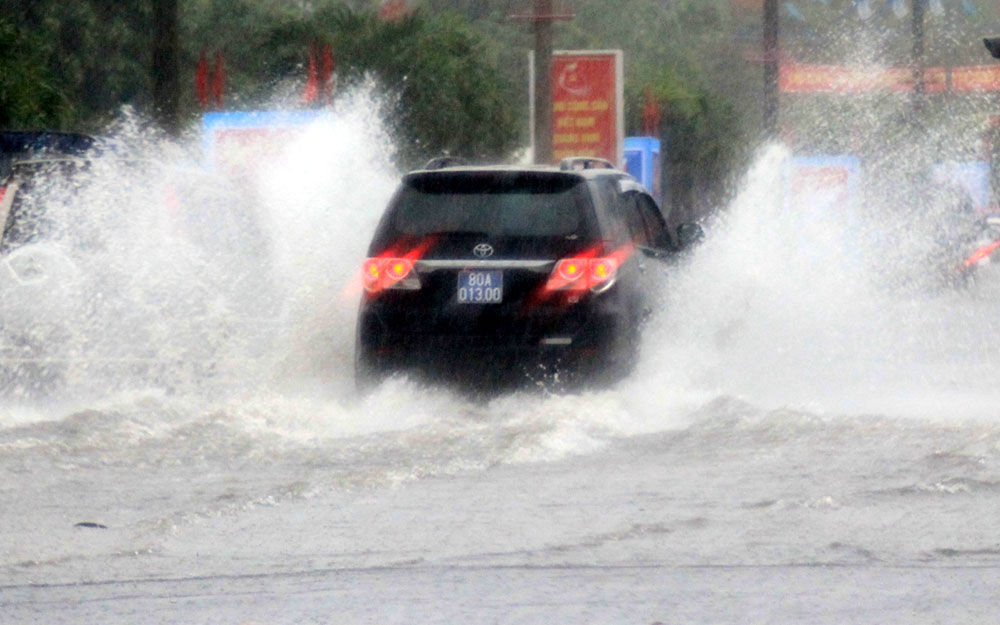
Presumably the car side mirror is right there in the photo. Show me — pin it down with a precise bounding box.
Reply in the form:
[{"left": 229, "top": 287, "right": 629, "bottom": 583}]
[
  {"left": 986, "top": 37, "right": 1000, "bottom": 59},
  {"left": 675, "top": 222, "right": 704, "bottom": 250}
]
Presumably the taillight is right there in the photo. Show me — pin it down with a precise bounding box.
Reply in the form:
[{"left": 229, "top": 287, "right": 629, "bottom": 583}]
[
  {"left": 590, "top": 258, "right": 616, "bottom": 284},
  {"left": 0, "top": 186, "right": 7, "bottom": 204},
  {"left": 362, "top": 257, "right": 420, "bottom": 293},
  {"left": 557, "top": 259, "right": 587, "bottom": 283},
  {"left": 964, "top": 240, "right": 1000, "bottom": 268},
  {"left": 546, "top": 257, "right": 619, "bottom": 292}
]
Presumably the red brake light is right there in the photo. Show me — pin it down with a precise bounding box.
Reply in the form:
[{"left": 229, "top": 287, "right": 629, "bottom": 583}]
[
  {"left": 385, "top": 258, "right": 413, "bottom": 283},
  {"left": 362, "top": 258, "right": 382, "bottom": 291},
  {"left": 590, "top": 258, "right": 617, "bottom": 284},
  {"left": 546, "top": 257, "right": 618, "bottom": 292},
  {"left": 362, "top": 257, "right": 418, "bottom": 293},
  {"left": 557, "top": 259, "right": 587, "bottom": 283}
]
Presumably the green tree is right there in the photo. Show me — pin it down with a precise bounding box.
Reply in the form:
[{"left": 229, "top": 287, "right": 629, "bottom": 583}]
[
  {"left": 180, "top": 0, "right": 299, "bottom": 110},
  {"left": 414, "top": 0, "right": 755, "bottom": 213},
  {"left": 0, "top": 16, "right": 73, "bottom": 128},
  {"left": 3, "top": 0, "right": 151, "bottom": 130},
  {"left": 241, "top": 6, "right": 520, "bottom": 166},
  {"left": 627, "top": 64, "right": 743, "bottom": 220}
]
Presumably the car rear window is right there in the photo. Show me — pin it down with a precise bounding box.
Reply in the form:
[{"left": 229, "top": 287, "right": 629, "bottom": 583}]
[
  {"left": 390, "top": 171, "right": 590, "bottom": 238},
  {"left": 1, "top": 161, "right": 91, "bottom": 253}
]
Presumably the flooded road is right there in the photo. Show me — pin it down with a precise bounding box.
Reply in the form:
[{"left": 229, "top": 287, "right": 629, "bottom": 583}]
[
  {"left": 4, "top": 390, "right": 1000, "bottom": 623},
  {"left": 3, "top": 104, "right": 1000, "bottom": 623}
]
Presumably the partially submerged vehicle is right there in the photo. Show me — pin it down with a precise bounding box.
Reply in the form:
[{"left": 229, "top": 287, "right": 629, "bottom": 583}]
[
  {"left": 355, "top": 156, "right": 703, "bottom": 393},
  {"left": 0, "top": 130, "right": 95, "bottom": 179},
  {"left": 0, "top": 156, "right": 274, "bottom": 398},
  {"left": 957, "top": 215, "right": 1000, "bottom": 281}
]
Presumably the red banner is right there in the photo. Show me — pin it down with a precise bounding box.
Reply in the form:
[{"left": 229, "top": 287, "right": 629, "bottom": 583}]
[
  {"left": 951, "top": 65, "right": 1000, "bottom": 92},
  {"left": 550, "top": 51, "right": 623, "bottom": 164},
  {"left": 780, "top": 64, "right": 948, "bottom": 93},
  {"left": 781, "top": 63, "right": 1000, "bottom": 93}
]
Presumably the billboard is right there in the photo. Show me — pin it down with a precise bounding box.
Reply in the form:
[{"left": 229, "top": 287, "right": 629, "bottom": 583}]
[
  {"left": 201, "top": 110, "right": 326, "bottom": 175},
  {"left": 531, "top": 50, "right": 624, "bottom": 166},
  {"left": 784, "top": 155, "right": 863, "bottom": 265},
  {"left": 785, "top": 156, "right": 861, "bottom": 213}
]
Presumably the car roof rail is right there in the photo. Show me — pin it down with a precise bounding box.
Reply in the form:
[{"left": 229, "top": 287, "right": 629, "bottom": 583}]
[
  {"left": 559, "top": 156, "right": 615, "bottom": 171},
  {"left": 423, "top": 156, "right": 467, "bottom": 170}
]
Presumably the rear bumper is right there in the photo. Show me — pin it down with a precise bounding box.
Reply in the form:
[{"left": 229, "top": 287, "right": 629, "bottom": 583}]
[
  {"left": 355, "top": 293, "right": 635, "bottom": 388},
  {"left": 359, "top": 289, "right": 626, "bottom": 345}
]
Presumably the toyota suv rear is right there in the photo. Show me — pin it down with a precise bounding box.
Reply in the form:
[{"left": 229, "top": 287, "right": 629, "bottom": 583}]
[{"left": 355, "top": 158, "right": 700, "bottom": 391}]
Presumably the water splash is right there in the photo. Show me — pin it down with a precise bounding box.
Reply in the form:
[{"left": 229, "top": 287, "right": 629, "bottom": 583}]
[
  {"left": 636, "top": 143, "right": 1000, "bottom": 420},
  {"left": 0, "top": 84, "right": 398, "bottom": 402},
  {"left": 4, "top": 70, "right": 1000, "bottom": 480}
]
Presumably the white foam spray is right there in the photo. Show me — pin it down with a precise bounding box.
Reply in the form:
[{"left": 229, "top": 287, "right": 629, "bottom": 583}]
[
  {"left": 635, "top": 143, "right": 1000, "bottom": 421},
  {"left": 5, "top": 79, "right": 1000, "bottom": 472}
]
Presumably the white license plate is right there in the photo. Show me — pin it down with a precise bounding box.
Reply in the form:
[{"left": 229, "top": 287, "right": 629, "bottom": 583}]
[{"left": 457, "top": 270, "right": 503, "bottom": 304}]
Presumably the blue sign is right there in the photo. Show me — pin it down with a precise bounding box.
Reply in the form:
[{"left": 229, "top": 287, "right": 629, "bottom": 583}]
[{"left": 624, "top": 136, "right": 662, "bottom": 202}]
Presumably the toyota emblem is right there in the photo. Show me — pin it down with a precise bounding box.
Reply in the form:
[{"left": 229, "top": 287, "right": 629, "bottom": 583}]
[{"left": 473, "top": 243, "right": 494, "bottom": 258}]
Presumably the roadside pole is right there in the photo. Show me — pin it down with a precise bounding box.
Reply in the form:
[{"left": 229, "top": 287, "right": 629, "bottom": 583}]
[
  {"left": 152, "top": 0, "right": 180, "bottom": 136},
  {"left": 763, "top": 0, "right": 779, "bottom": 140},
  {"left": 984, "top": 36, "right": 1000, "bottom": 209},
  {"left": 513, "top": 1, "right": 574, "bottom": 164},
  {"left": 535, "top": 0, "right": 555, "bottom": 164},
  {"left": 911, "top": 0, "right": 926, "bottom": 115}
]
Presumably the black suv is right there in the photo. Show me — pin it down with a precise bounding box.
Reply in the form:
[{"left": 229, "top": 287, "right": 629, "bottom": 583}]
[{"left": 355, "top": 157, "right": 701, "bottom": 391}]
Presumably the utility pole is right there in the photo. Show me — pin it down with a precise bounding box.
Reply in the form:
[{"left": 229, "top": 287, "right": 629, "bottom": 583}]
[
  {"left": 763, "top": 0, "right": 780, "bottom": 140},
  {"left": 152, "top": 0, "right": 180, "bottom": 136},
  {"left": 512, "top": 1, "right": 574, "bottom": 164},
  {"left": 984, "top": 36, "right": 1000, "bottom": 209},
  {"left": 534, "top": 0, "right": 555, "bottom": 163},
  {"left": 911, "top": 0, "right": 926, "bottom": 114}
]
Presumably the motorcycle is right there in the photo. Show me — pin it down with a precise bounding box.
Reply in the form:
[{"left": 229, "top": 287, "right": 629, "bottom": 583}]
[{"left": 956, "top": 215, "right": 1000, "bottom": 284}]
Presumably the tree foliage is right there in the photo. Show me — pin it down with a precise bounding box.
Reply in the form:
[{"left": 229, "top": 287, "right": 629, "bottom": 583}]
[
  {"left": 626, "top": 64, "right": 742, "bottom": 220},
  {"left": 8, "top": 0, "right": 1000, "bottom": 207},
  {"left": 240, "top": 6, "right": 520, "bottom": 166},
  {"left": 420, "top": 0, "right": 751, "bottom": 212},
  {"left": 2, "top": 0, "right": 812, "bottom": 209},
  {"left": 3, "top": 0, "right": 152, "bottom": 130},
  {"left": 3, "top": 1, "right": 519, "bottom": 166},
  {"left": 0, "top": 16, "right": 73, "bottom": 129},
  {"left": 321, "top": 8, "right": 519, "bottom": 165}
]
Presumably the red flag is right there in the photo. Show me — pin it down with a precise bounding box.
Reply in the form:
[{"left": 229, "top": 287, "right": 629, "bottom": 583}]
[
  {"left": 303, "top": 44, "right": 319, "bottom": 103},
  {"left": 195, "top": 50, "right": 209, "bottom": 109},
  {"left": 641, "top": 86, "right": 661, "bottom": 137},
  {"left": 212, "top": 52, "right": 226, "bottom": 110},
  {"left": 319, "top": 44, "right": 335, "bottom": 103}
]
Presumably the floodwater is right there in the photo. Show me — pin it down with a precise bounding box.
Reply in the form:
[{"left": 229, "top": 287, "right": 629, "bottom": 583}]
[{"left": 3, "top": 95, "right": 1000, "bottom": 624}]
